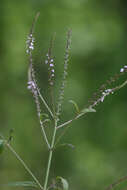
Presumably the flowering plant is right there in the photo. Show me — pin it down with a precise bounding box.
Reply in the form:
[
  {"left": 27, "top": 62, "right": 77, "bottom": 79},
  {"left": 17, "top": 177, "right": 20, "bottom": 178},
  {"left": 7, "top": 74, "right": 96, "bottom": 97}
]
[{"left": 0, "top": 13, "right": 127, "bottom": 190}]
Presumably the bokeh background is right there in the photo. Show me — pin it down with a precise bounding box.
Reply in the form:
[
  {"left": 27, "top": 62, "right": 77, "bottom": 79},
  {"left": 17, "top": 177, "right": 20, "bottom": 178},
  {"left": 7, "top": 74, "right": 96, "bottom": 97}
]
[{"left": 1, "top": 0, "right": 127, "bottom": 189}]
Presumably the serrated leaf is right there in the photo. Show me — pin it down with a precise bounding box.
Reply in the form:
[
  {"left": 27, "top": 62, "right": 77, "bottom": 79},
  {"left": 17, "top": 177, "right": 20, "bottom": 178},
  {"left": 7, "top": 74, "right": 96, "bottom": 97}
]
[
  {"left": 69, "top": 100, "right": 80, "bottom": 113},
  {"left": 0, "top": 140, "right": 4, "bottom": 154},
  {"left": 81, "top": 107, "right": 96, "bottom": 114},
  {"left": 57, "top": 177, "right": 69, "bottom": 190},
  {"left": 3, "top": 181, "right": 37, "bottom": 187}
]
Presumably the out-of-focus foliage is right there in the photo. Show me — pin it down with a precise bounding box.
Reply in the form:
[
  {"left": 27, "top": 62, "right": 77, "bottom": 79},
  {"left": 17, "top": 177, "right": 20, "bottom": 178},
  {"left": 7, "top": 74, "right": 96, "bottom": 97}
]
[{"left": 1, "top": 0, "right": 127, "bottom": 189}]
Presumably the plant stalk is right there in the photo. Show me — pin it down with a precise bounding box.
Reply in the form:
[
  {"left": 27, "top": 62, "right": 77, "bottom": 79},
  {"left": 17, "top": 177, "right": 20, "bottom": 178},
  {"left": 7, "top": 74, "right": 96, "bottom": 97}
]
[
  {"left": 6, "top": 143, "right": 43, "bottom": 190},
  {"left": 37, "top": 89, "right": 54, "bottom": 119},
  {"left": 43, "top": 120, "right": 57, "bottom": 190}
]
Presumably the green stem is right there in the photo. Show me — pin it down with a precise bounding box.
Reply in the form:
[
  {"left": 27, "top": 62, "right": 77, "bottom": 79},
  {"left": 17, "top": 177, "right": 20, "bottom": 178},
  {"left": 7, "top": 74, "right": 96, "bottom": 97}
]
[
  {"left": 40, "top": 120, "right": 50, "bottom": 149},
  {"left": 37, "top": 89, "right": 54, "bottom": 119},
  {"left": 6, "top": 143, "right": 43, "bottom": 190},
  {"left": 43, "top": 120, "right": 57, "bottom": 190}
]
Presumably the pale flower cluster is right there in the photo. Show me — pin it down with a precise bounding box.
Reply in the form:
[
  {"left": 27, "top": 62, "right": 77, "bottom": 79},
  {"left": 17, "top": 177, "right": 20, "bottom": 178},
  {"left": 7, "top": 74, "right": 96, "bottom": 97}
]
[
  {"left": 100, "top": 89, "right": 113, "bottom": 102},
  {"left": 120, "top": 65, "right": 127, "bottom": 73},
  {"left": 26, "top": 34, "right": 35, "bottom": 54}
]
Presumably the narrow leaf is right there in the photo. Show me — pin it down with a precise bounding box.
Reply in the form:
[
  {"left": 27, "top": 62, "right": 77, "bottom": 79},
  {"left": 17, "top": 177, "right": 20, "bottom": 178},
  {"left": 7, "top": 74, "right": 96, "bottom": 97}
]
[
  {"left": 57, "top": 177, "right": 69, "bottom": 190},
  {"left": 40, "top": 113, "right": 49, "bottom": 121},
  {"left": 69, "top": 100, "right": 80, "bottom": 113},
  {"left": 81, "top": 107, "right": 96, "bottom": 114}
]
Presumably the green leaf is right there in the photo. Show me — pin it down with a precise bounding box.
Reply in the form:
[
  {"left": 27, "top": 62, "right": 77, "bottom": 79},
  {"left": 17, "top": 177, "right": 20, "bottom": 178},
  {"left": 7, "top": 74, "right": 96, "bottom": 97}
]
[
  {"left": 57, "top": 177, "right": 69, "bottom": 190},
  {"left": 3, "top": 181, "right": 37, "bottom": 187},
  {"left": 40, "top": 113, "right": 50, "bottom": 121},
  {"left": 69, "top": 100, "right": 80, "bottom": 113},
  {"left": 81, "top": 107, "right": 96, "bottom": 114},
  {"left": 43, "top": 119, "right": 51, "bottom": 123},
  {"left": 0, "top": 140, "right": 4, "bottom": 154}
]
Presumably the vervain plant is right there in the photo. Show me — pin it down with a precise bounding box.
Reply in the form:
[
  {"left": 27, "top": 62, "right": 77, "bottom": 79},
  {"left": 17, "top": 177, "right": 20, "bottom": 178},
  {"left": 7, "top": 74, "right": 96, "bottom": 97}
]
[{"left": 1, "top": 13, "right": 127, "bottom": 190}]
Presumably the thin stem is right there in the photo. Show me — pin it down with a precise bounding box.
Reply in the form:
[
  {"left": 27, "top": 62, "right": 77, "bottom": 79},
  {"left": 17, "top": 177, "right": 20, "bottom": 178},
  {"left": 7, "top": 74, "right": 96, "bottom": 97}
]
[
  {"left": 40, "top": 120, "right": 50, "bottom": 149},
  {"left": 6, "top": 143, "right": 43, "bottom": 190},
  {"left": 57, "top": 118, "right": 74, "bottom": 130},
  {"left": 44, "top": 120, "right": 57, "bottom": 190},
  {"left": 37, "top": 88, "right": 54, "bottom": 119},
  {"left": 113, "top": 79, "right": 127, "bottom": 91}
]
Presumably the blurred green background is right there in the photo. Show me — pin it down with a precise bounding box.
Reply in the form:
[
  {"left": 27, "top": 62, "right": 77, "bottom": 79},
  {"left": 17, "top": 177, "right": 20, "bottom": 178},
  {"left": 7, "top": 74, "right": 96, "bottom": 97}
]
[{"left": 1, "top": 0, "right": 127, "bottom": 189}]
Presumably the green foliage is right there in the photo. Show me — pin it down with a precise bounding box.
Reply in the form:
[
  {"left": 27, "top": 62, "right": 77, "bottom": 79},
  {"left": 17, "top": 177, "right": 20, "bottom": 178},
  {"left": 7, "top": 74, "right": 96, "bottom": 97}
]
[
  {"left": 69, "top": 100, "right": 80, "bottom": 114},
  {"left": 81, "top": 107, "right": 96, "bottom": 114}
]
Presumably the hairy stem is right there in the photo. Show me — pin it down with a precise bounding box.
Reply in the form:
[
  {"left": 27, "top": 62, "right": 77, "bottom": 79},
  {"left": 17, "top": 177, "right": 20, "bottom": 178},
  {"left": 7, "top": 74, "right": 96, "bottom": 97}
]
[
  {"left": 6, "top": 143, "right": 43, "bottom": 190},
  {"left": 43, "top": 120, "right": 57, "bottom": 190}
]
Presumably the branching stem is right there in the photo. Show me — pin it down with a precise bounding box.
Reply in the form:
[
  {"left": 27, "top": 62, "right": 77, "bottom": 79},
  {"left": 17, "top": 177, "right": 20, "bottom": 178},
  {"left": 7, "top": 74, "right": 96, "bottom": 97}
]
[
  {"left": 6, "top": 143, "right": 43, "bottom": 190},
  {"left": 37, "top": 88, "right": 54, "bottom": 119},
  {"left": 57, "top": 79, "right": 127, "bottom": 130},
  {"left": 43, "top": 120, "right": 57, "bottom": 190}
]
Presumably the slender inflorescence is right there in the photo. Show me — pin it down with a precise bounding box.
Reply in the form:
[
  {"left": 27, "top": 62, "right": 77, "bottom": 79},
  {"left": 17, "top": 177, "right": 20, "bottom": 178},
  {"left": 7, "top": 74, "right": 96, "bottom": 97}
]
[
  {"left": 45, "top": 54, "right": 55, "bottom": 86},
  {"left": 88, "top": 65, "right": 127, "bottom": 107},
  {"left": 56, "top": 29, "right": 72, "bottom": 118},
  {"left": 26, "top": 15, "right": 50, "bottom": 149},
  {"left": 27, "top": 63, "right": 41, "bottom": 118},
  {"left": 26, "top": 24, "right": 41, "bottom": 120},
  {"left": 27, "top": 63, "right": 50, "bottom": 149},
  {"left": 26, "top": 33, "right": 35, "bottom": 54},
  {"left": 45, "top": 34, "right": 56, "bottom": 87}
]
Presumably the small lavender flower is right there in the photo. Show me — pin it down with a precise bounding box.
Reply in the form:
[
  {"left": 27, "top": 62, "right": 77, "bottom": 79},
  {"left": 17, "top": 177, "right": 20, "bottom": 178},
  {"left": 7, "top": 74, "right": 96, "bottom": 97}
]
[
  {"left": 27, "top": 63, "right": 41, "bottom": 118},
  {"left": 26, "top": 34, "right": 35, "bottom": 54},
  {"left": 120, "top": 65, "right": 127, "bottom": 73},
  {"left": 44, "top": 36, "right": 56, "bottom": 87},
  {"left": 27, "top": 81, "right": 36, "bottom": 90},
  {"left": 45, "top": 54, "right": 55, "bottom": 86},
  {"left": 100, "top": 89, "right": 113, "bottom": 102}
]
